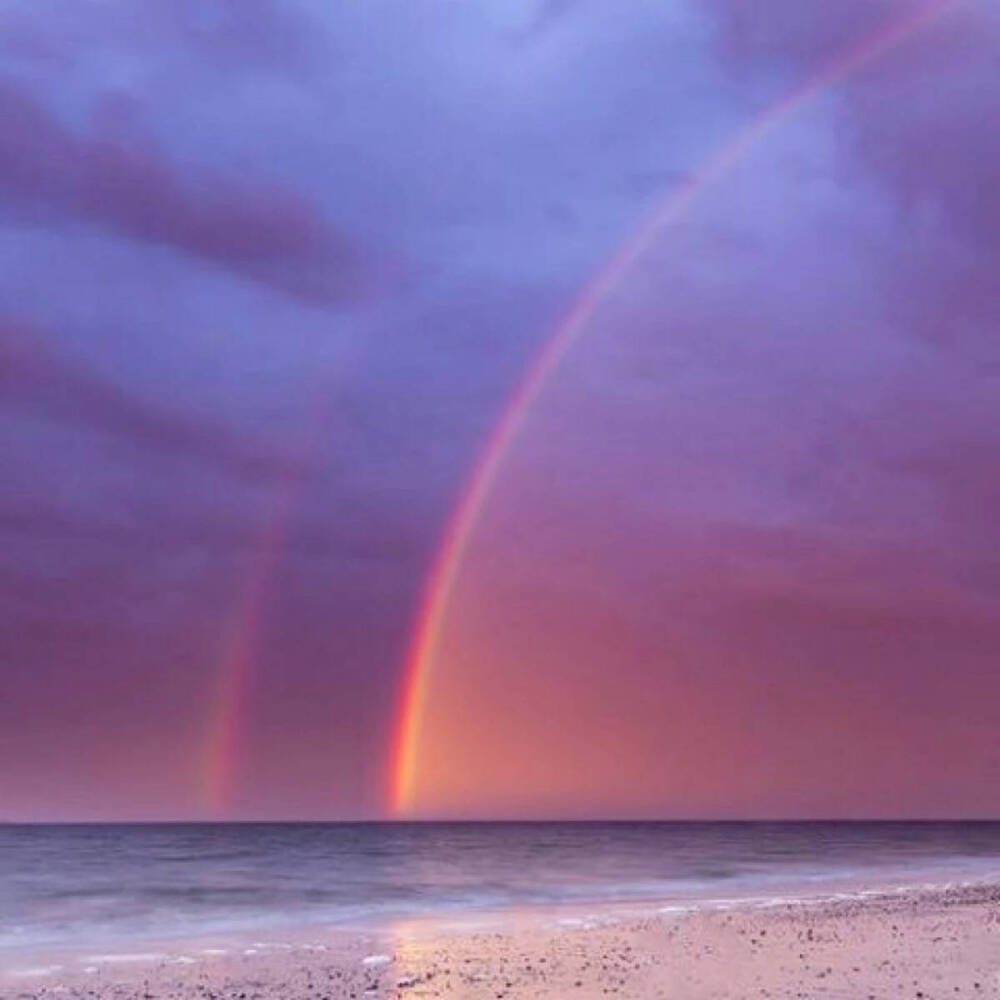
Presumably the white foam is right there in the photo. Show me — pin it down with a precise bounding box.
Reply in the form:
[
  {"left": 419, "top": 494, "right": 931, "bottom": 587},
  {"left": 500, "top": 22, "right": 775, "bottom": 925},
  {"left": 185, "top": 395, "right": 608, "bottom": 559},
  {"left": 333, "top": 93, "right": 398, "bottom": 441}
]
[
  {"left": 753, "top": 896, "right": 811, "bottom": 909},
  {"left": 201, "top": 948, "right": 229, "bottom": 956},
  {"left": 362, "top": 953, "right": 391, "bottom": 967},
  {"left": 86, "top": 953, "right": 166, "bottom": 964},
  {"left": 172, "top": 956, "right": 196, "bottom": 965},
  {"left": 8, "top": 966, "right": 63, "bottom": 978}
]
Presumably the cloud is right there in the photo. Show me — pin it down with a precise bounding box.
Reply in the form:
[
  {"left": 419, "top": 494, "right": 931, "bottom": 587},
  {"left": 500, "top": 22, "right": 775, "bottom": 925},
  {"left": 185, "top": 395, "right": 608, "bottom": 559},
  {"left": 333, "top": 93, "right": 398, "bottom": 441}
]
[
  {"left": 0, "top": 316, "right": 307, "bottom": 480},
  {"left": 2, "top": 0, "right": 324, "bottom": 75},
  {"left": 151, "top": 0, "right": 325, "bottom": 70},
  {"left": 706, "top": 0, "right": 1000, "bottom": 349},
  {"left": 0, "top": 77, "right": 369, "bottom": 304},
  {"left": 511, "top": 0, "right": 587, "bottom": 42},
  {"left": 706, "top": 0, "right": 915, "bottom": 73}
]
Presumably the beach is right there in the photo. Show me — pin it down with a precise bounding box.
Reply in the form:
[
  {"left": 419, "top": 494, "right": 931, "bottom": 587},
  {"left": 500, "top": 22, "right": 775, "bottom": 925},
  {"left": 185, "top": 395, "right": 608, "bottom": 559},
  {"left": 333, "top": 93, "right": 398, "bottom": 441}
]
[{"left": 4, "top": 878, "right": 999, "bottom": 999}]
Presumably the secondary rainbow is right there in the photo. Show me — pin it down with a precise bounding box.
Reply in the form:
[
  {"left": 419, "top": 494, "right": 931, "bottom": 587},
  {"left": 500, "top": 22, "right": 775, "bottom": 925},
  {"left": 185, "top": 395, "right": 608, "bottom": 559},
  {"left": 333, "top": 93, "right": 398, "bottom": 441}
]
[
  {"left": 388, "top": 0, "right": 961, "bottom": 815},
  {"left": 201, "top": 388, "right": 330, "bottom": 814},
  {"left": 201, "top": 502, "right": 291, "bottom": 813}
]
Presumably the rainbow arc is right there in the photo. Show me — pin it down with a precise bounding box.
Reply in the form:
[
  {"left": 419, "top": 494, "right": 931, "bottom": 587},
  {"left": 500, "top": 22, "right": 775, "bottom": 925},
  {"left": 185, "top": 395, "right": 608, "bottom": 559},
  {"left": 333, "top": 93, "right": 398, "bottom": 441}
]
[{"left": 387, "top": 0, "right": 961, "bottom": 816}]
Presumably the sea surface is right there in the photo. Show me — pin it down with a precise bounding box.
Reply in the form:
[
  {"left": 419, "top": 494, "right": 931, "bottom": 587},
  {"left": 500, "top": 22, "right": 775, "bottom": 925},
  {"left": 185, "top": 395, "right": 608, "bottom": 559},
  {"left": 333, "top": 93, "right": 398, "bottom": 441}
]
[{"left": 3, "top": 822, "right": 1000, "bottom": 961}]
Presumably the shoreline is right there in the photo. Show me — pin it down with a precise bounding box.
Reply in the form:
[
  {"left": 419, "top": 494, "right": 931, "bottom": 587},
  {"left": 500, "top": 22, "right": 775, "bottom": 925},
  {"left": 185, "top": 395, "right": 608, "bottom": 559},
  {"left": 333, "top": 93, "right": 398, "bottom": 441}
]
[{"left": 4, "top": 869, "right": 1000, "bottom": 997}]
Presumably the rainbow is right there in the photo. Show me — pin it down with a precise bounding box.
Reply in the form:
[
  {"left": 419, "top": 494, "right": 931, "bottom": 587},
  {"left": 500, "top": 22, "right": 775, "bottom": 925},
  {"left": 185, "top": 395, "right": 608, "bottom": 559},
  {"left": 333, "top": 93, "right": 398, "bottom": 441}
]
[
  {"left": 201, "top": 390, "right": 329, "bottom": 814},
  {"left": 201, "top": 503, "right": 290, "bottom": 813},
  {"left": 388, "top": 0, "right": 961, "bottom": 816}
]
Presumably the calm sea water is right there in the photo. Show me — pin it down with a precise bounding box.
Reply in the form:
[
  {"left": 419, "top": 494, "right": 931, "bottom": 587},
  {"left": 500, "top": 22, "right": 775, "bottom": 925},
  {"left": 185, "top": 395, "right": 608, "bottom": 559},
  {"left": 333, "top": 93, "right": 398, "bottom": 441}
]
[{"left": 3, "top": 822, "right": 1000, "bottom": 957}]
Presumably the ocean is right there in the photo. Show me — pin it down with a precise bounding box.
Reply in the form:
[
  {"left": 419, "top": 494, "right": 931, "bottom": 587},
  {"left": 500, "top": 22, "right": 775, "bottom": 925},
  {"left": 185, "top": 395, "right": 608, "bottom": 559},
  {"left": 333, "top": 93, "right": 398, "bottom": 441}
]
[{"left": 3, "top": 822, "right": 1000, "bottom": 963}]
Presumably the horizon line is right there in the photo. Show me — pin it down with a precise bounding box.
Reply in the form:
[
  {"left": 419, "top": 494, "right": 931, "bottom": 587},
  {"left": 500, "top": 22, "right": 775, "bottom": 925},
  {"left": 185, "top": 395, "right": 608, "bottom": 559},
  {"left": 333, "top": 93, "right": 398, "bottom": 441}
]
[{"left": 4, "top": 816, "right": 999, "bottom": 826}]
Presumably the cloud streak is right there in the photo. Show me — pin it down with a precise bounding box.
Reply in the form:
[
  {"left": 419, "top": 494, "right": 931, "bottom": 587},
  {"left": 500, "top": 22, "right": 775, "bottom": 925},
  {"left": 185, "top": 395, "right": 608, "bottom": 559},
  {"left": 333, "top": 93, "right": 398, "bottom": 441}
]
[
  {"left": 0, "top": 78, "right": 367, "bottom": 303},
  {"left": 1, "top": 317, "right": 307, "bottom": 480}
]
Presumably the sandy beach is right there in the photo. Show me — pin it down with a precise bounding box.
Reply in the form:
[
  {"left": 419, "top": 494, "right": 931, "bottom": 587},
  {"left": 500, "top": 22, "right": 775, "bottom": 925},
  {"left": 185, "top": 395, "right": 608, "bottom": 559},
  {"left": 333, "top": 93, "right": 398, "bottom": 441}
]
[{"left": 4, "top": 878, "right": 999, "bottom": 1000}]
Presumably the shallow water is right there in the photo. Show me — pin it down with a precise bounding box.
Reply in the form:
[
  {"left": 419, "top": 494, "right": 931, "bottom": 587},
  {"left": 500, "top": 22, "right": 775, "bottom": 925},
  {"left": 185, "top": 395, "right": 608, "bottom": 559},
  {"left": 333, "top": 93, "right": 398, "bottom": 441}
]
[{"left": 3, "top": 821, "right": 1000, "bottom": 958}]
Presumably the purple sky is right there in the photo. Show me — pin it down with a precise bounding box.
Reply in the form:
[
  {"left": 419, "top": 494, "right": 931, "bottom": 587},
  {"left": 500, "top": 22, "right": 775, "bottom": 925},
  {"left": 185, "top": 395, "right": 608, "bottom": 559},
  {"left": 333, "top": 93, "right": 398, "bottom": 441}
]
[{"left": 2, "top": 0, "right": 998, "bottom": 820}]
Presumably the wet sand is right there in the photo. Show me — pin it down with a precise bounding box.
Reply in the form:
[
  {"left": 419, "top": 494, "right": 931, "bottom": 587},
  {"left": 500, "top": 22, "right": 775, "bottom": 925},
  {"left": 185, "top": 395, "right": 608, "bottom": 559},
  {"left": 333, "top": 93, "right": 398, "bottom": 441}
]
[{"left": 3, "top": 880, "right": 999, "bottom": 999}]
